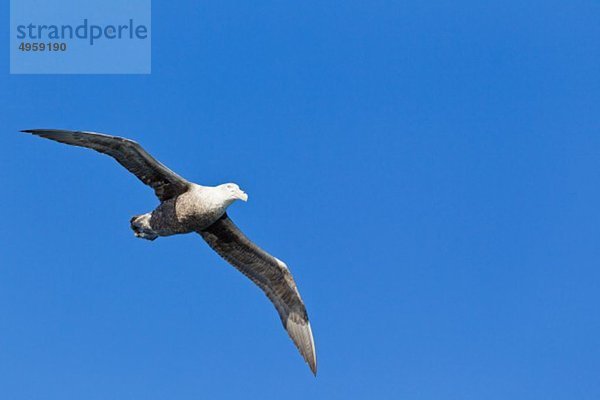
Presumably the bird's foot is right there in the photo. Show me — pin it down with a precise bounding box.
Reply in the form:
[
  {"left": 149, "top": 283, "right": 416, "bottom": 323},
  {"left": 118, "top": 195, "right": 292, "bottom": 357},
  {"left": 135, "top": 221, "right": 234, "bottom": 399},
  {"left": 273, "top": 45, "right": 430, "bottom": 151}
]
[{"left": 133, "top": 230, "right": 158, "bottom": 241}]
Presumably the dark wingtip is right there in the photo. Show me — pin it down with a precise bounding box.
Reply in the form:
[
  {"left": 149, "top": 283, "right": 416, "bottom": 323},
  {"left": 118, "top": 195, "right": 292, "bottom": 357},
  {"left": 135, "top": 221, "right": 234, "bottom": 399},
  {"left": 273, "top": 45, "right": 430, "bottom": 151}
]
[{"left": 21, "top": 129, "right": 66, "bottom": 134}]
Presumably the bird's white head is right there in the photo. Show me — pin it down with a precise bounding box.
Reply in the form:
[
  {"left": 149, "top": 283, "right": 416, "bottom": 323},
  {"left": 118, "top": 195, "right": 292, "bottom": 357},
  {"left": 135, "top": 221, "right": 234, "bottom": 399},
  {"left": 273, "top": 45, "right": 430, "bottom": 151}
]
[{"left": 219, "top": 183, "right": 248, "bottom": 205}]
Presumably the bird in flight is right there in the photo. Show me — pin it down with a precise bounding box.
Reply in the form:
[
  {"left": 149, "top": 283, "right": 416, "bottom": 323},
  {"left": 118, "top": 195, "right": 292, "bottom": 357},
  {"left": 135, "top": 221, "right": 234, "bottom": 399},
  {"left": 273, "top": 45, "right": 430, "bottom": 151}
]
[{"left": 22, "top": 129, "right": 317, "bottom": 375}]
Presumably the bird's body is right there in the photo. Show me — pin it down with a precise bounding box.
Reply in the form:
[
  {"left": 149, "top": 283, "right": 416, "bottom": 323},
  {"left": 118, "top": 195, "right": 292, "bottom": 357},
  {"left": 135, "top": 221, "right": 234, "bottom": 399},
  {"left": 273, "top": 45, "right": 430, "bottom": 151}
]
[
  {"left": 22, "top": 129, "right": 317, "bottom": 375},
  {"left": 131, "top": 184, "right": 241, "bottom": 240}
]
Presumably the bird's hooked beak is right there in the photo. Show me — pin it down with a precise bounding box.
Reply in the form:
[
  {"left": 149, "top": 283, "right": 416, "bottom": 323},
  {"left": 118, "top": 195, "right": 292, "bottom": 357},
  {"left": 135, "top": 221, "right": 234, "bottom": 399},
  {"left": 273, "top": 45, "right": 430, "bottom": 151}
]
[{"left": 237, "top": 188, "right": 249, "bottom": 202}]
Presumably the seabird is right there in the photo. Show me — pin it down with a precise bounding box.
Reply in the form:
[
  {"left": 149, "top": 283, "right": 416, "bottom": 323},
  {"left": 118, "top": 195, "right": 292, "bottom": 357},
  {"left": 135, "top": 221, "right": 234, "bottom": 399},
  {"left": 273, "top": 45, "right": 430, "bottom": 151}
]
[{"left": 22, "top": 129, "right": 317, "bottom": 375}]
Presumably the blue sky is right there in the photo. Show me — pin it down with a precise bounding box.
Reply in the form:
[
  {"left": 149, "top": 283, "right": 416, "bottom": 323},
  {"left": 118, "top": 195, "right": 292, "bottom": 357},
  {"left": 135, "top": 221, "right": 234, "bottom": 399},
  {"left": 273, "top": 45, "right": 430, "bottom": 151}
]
[{"left": 1, "top": 1, "right": 599, "bottom": 399}]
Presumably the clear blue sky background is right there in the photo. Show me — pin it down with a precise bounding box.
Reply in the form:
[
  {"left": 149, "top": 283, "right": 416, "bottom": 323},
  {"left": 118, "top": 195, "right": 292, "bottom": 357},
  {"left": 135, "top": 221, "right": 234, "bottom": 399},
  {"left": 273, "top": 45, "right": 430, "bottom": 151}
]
[{"left": 1, "top": 1, "right": 599, "bottom": 399}]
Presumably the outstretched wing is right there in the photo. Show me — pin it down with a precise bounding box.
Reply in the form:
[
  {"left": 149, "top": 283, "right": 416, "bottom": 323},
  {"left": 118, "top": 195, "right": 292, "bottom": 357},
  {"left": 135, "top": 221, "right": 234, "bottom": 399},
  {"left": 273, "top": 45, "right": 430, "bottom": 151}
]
[
  {"left": 199, "top": 213, "right": 317, "bottom": 375},
  {"left": 22, "top": 129, "right": 190, "bottom": 201}
]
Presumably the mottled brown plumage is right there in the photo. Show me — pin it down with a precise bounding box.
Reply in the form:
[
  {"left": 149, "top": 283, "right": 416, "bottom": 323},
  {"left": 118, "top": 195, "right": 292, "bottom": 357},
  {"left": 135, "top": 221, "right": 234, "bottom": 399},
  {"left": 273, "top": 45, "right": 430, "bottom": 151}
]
[{"left": 22, "top": 128, "right": 317, "bottom": 375}]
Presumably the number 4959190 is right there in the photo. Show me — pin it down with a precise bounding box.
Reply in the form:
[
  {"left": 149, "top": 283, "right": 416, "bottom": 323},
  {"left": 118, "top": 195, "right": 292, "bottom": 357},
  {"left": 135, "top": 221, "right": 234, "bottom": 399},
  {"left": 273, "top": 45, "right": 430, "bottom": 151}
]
[{"left": 19, "top": 42, "right": 67, "bottom": 52}]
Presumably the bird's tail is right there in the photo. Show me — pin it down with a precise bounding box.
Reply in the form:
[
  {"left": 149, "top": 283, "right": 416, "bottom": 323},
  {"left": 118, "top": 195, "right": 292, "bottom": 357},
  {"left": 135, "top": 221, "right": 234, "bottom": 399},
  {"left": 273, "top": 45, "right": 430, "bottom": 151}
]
[{"left": 130, "top": 213, "right": 158, "bottom": 241}]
